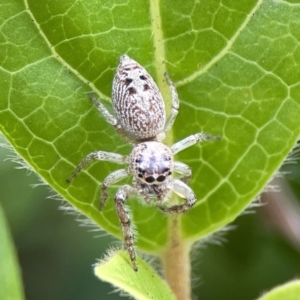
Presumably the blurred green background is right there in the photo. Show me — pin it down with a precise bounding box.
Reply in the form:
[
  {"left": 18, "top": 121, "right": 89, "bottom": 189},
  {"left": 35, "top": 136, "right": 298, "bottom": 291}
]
[{"left": 1, "top": 137, "right": 300, "bottom": 300}]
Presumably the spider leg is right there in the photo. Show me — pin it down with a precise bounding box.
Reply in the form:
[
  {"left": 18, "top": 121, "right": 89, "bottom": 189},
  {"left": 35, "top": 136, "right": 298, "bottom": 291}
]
[
  {"left": 66, "top": 151, "right": 128, "bottom": 183},
  {"left": 89, "top": 93, "right": 118, "bottom": 127},
  {"left": 89, "top": 93, "right": 134, "bottom": 143},
  {"left": 174, "top": 161, "right": 192, "bottom": 183},
  {"left": 115, "top": 184, "right": 139, "bottom": 271},
  {"left": 100, "top": 169, "right": 129, "bottom": 210},
  {"left": 131, "top": 179, "right": 152, "bottom": 205},
  {"left": 171, "top": 133, "right": 220, "bottom": 155},
  {"left": 158, "top": 179, "right": 196, "bottom": 214},
  {"left": 163, "top": 72, "right": 179, "bottom": 134}
]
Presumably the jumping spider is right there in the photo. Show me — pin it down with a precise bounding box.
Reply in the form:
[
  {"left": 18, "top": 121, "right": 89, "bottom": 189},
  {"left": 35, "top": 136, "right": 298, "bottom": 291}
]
[{"left": 67, "top": 55, "right": 218, "bottom": 271}]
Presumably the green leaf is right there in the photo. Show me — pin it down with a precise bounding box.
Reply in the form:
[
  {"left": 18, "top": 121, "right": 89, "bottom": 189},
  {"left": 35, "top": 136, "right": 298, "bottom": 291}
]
[
  {"left": 258, "top": 280, "right": 300, "bottom": 300},
  {"left": 0, "top": 203, "right": 25, "bottom": 300},
  {"left": 1, "top": 0, "right": 300, "bottom": 256},
  {"left": 94, "top": 250, "right": 176, "bottom": 300}
]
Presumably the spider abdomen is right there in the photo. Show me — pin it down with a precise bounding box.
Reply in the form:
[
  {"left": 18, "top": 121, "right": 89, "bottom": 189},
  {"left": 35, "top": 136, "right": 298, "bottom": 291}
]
[{"left": 112, "top": 55, "right": 166, "bottom": 141}]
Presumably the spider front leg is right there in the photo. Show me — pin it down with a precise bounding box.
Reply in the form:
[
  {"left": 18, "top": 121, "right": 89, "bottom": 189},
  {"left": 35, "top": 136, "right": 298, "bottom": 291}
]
[
  {"left": 88, "top": 93, "right": 131, "bottom": 142},
  {"left": 100, "top": 169, "right": 129, "bottom": 210},
  {"left": 158, "top": 179, "right": 196, "bottom": 214},
  {"left": 174, "top": 161, "right": 192, "bottom": 184},
  {"left": 88, "top": 93, "right": 118, "bottom": 128},
  {"left": 66, "top": 151, "right": 128, "bottom": 183},
  {"left": 114, "top": 184, "right": 139, "bottom": 271},
  {"left": 171, "top": 132, "right": 220, "bottom": 155},
  {"left": 163, "top": 72, "right": 179, "bottom": 134}
]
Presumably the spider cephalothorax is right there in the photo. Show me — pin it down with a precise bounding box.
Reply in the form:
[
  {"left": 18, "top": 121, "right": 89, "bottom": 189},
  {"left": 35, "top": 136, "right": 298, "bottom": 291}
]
[
  {"left": 67, "top": 55, "right": 218, "bottom": 271},
  {"left": 130, "top": 141, "right": 173, "bottom": 185}
]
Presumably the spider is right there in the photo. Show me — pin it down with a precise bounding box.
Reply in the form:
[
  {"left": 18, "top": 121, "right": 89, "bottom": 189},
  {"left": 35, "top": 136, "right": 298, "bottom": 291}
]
[{"left": 67, "top": 55, "right": 218, "bottom": 271}]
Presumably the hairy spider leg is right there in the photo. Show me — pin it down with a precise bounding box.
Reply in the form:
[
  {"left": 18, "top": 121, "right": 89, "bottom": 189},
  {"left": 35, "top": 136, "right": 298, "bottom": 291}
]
[
  {"left": 114, "top": 184, "right": 139, "bottom": 271},
  {"left": 100, "top": 169, "right": 129, "bottom": 210},
  {"left": 89, "top": 93, "right": 118, "bottom": 127},
  {"left": 66, "top": 151, "right": 128, "bottom": 183},
  {"left": 156, "top": 134, "right": 220, "bottom": 214},
  {"left": 171, "top": 133, "right": 220, "bottom": 155},
  {"left": 174, "top": 161, "right": 192, "bottom": 183},
  {"left": 158, "top": 179, "right": 196, "bottom": 214},
  {"left": 89, "top": 93, "right": 133, "bottom": 143},
  {"left": 163, "top": 72, "right": 179, "bottom": 135}
]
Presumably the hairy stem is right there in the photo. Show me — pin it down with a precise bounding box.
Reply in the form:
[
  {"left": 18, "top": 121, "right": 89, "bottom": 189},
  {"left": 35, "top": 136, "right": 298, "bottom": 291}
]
[{"left": 161, "top": 216, "right": 192, "bottom": 300}]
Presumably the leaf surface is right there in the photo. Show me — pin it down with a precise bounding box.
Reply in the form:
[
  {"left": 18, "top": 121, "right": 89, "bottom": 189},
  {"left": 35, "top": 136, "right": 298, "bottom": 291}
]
[
  {"left": 258, "top": 280, "right": 300, "bottom": 300},
  {"left": 1, "top": 0, "right": 300, "bottom": 253},
  {"left": 94, "top": 250, "right": 176, "bottom": 300},
  {"left": 0, "top": 204, "right": 25, "bottom": 300}
]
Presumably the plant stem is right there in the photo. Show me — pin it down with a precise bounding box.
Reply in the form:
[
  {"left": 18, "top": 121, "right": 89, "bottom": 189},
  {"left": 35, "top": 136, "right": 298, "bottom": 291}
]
[{"left": 161, "top": 216, "right": 192, "bottom": 300}]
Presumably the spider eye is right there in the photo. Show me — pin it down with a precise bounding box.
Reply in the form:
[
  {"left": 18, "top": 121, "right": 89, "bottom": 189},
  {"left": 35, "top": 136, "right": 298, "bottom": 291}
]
[
  {"left": 157, "top": 175, "right": 166, "bottom": 182},
  {"left": 145, "top": 177, "right": 155, "bottom": 183},
  {"left": 138, "top": 167, "right": 145, "bottom": 174},
  {"left": 163, "top": 155, "right": 171, "bottom": 161}
]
